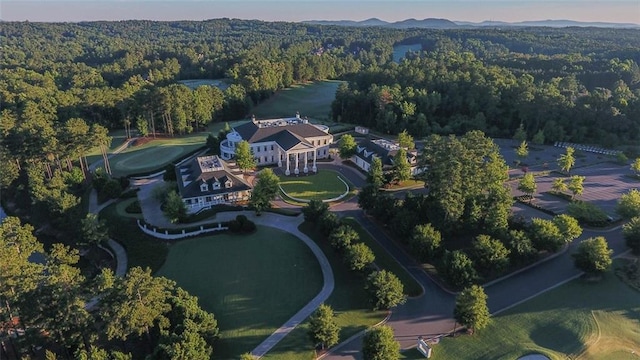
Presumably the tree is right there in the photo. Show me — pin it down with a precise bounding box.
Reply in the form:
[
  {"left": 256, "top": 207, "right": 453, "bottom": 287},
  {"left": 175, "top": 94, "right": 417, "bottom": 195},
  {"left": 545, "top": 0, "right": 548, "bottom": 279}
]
[
  {"left": 338, "top": 134, "right": 357, "bottom": 159},
  {"left": 164, "top": 191, "right": 187, "bottom": 223},
  {"left": 552, "top": 177, "right": 568, "bottom": 194},
  {"left": 471, "top": 235, "right": 510, "bottom": 275},
  {"left": 622, "top": 217, "right": 640, "bottom": 254},
  {"left": 617, "top": 189, "right": 640, "bottom": 219},
  {"left": 345, "top": 243, "right": 375, "bottom": 271},
  {"left": 302, "top": 199, "right": 329, "bottom": 223},
  {"left": 235, "top": 140, "right": 256, "bottom": 173},
  {"left": 552, "top": 214, "right": 582, "bottom": 244},
  {"left": 392, "top": 148, "right": 411, "bottom": 183},
  {"left": 529, "top": 218, "right": 564, "bottom": 252},
  {"left": 513, "top": 124, "right": 527, "bottom": 142},
  {"left": 531, "top": 130, "right": 545, "bottom": 145},
  {"left": 329, "top": 224, "right": 359, "bottom": 251},
  {"left": 409, "top": 223, "right": 442, "bottom": 262},
  {"left": 318, "top": 211, "right": 341, "bottom": 237},
  {"left": 81, "top": 213, "right": 109, "bottom": 246},
  {"left": 515, "top": 140, "right": 529, "bottom": 162},
  {"left": 101, "top": 267, "right": 175, "bottom": 343},
  {"left": 249, "top": 168, "right": 279, "bottom": 214},
  {"left": 558, "top": 146, "right": 575, "bottom": 174},
  {"left": 397, "top": 129, "right": 415, "bottom": 150},
  {"left": 308, "top": 304, "right": 340, "bottom": 350},
  {"left": 507, "top": 230, "right": 537, "bottom": 264},
  {"left": 454, "top": 285, "right": 490, "bottom": 334},
  {"left": 517, "top": 173, "right": 536, "bottom": 201},
  {"left": 631, "top": 158, "right": 640, "bottom": 177},
  {"left": 568, "top": 175, "right": 585, "bottom": 199},
  {"left": 365, "top": 270, "right": 406, "bottom": 310},
  {"left": 573, "top": 237, "right": 613, "bottom": 275},
  {"left": 367, "top": 157, "right": 385, "bottom": 189},
  {"left": 206, "top": 134, "right": 220, "bottom": 155},
  {"left": 439, "top": 250, "right": 477, "bottom": 289},
  {"left": 362, "top": 325, "right": 400, "bottom": 360}
]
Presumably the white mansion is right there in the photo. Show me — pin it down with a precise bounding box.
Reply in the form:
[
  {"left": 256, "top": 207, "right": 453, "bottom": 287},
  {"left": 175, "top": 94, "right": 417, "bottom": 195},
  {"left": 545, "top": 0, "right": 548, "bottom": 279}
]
[
  {"left": 220, "top": 114, "right": 333, "bottom": 175},
  {"left": 175, "top": 155, "right": 252, "bottom": 214}
]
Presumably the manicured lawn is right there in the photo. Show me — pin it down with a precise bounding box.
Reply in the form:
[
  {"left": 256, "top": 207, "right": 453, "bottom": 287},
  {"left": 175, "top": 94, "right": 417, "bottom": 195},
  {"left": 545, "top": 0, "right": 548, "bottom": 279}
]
[
  {"left": 177, "top": 78, "right": 230, "bottom": 91},
  {"left": 157, "top": 226, "right": 324, "bottom": 359},
  {"left": 108, "top": 134, "right": 207, "bottom": 176},
  {"left": 262, "top": 221, "right": 387, "bottom": 360},
  {"left": 252, "top": 80, "right": 344, "bottom": 120},
  {"left": 401, "top": 262, "right": 640, "bottom": 360},
  {"left": 99, "top": 201, "right": 168, "bottom": 272},
  {"left": 279, "top": 170, "right": 349, "bottom": 201}
]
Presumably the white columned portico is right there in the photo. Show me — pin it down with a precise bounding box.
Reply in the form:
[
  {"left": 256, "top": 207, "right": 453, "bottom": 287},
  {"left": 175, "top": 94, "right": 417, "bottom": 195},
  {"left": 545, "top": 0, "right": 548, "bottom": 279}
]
[
  {"left": 278, "top": 148, "right": 282, "bottom": 167},
  {"left": 294, "top": 152, "right": 299, "bottom": 175},
  {"left": 312, "top": 149, "right": 317, "bottom": 172},
  {"left": 304, "top": 152, "right": 308, "bottom": 173},
  {"left": 285, "top": 151, "right": 290, "bottom": 175}
]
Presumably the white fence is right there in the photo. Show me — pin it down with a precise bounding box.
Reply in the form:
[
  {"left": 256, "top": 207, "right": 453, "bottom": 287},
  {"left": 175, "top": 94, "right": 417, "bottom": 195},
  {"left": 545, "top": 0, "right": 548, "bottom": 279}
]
[{"left": 137, "top": 220, "right": 228, "bottom": 240}]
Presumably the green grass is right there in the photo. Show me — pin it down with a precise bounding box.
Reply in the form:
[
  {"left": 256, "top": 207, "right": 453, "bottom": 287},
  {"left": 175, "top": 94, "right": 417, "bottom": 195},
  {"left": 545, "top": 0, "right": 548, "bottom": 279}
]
[
  {"left": 263, "top": 221, "right": 387, "bottom": 360},
  {"left": 252, "top": 80, "right": 344, "bottom": 120},
  {"left": 342, "top": 218, "right": 423, "bottom": 297},
  {"left": 401, "top": 262, "right": 640, "bottom": 360},
  {"left": 99, "top": 201, "right": 168, "bottom": 272},
  {"left": 156, "top": 226, "right": 323, "bottom": 359},
  {"left": 279, "top": 170, "right": 349, "bottom": 201},
  {"left": 115, "top": 198, "right": 143, "bottom": 219},
  {"left": 177, "top": 78, "right": 230, "bottom": 91},
  {"left": 108, "top": 135, "right": 207, "bottom": 176}
]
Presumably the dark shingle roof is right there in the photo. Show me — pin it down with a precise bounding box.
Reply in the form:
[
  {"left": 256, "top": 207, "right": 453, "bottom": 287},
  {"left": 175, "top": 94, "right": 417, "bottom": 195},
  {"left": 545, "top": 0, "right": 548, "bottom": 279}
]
[
  {"left": 176, "top": 156, "right": 251, "bottom": 199},
  {"left": 233, "top": 121, "right": 328, "bottom": 145}
]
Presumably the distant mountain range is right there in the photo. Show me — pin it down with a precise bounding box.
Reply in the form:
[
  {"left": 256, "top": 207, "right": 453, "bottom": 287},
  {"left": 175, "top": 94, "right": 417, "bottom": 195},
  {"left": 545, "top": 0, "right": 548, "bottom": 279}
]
[{"left": 303, "top": 18, "right": 640, "bottom": 29}]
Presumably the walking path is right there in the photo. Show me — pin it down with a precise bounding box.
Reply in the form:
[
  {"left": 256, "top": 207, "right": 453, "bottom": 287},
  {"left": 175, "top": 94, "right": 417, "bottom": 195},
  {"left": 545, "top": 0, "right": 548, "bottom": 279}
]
[{"left": 88, "top": 189, "right": 128, "bottom": 276}]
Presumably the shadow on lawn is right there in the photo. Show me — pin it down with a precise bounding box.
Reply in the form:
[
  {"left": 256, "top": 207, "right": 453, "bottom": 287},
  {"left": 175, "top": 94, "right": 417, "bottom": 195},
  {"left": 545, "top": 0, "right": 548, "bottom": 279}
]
[{"left": 530, "top": 324, "right": 585, "bottom": 355}]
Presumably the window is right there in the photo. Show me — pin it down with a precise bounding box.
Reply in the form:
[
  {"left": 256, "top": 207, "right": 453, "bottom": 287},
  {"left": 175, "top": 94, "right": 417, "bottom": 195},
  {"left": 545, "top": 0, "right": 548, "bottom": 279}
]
[
  {"left": 225, "top": 180, "right": 232, "bottom": 188},
  {"left": 263, "top": 146, "right": 267, "bottom": 152},
  {"left": 213, "top": 181, "right": 221, "bottom": 190},
  {"left": 324, "top": 139, "right": 327, "bottom": 145},
  {"left": 205, "top": 196, "right": 212, "bottom": 202},
  {"left": 200, "top": 183, "right": 208, "bottom": 192},
  {"left": 271, "top": 145, "right": 274, "bottom": 151}
]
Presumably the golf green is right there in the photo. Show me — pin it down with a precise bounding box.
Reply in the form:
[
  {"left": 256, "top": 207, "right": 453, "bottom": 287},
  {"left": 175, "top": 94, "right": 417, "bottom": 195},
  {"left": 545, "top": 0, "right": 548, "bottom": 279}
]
[
  {"left": 157, "top": 226, "right": 323, "bottom": 359},
  {"left": 114, "top": 146, "right": 185, "bottom": 171}
]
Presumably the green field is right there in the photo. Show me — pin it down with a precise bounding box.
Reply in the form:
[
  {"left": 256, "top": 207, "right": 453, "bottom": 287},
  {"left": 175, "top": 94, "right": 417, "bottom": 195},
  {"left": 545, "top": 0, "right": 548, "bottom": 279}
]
[
  {"left": 401, "top": 262, "right": 640, "bottom": 360},
  {"left": 157, "top": 227, "right": 324, "bottom": 359},
  {"left": 279, "top": 170, "right": 349, "bottom": 201},
  {"left": 106, "top": 134, "right": 206, "bottom": 176},
  {"left": 252, "top": 80, "right": 344, "bottom": 120},
  {"left": 262, "top": 221, "right": 387, "bottom": 360}
]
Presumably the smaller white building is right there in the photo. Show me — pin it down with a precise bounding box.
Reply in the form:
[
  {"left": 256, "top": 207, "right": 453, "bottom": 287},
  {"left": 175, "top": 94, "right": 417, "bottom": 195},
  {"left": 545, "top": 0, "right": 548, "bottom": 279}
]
[
  {"left": 175, "top": 155, "right": 252, "bottom": 214},
  {"left": 351, "top": 138, "right": 423, "bottom": 176}
]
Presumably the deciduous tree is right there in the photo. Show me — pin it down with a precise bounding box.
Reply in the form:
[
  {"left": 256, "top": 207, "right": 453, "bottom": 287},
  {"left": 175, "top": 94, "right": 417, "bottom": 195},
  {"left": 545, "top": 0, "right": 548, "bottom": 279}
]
[
  {"left": 518, "top": 173, "right": 536, "bottom": 201},
  {"left": 249, "top": 168, "right": 279, "bottom": 214},
  {"left": 454, "top": 285, "right": 490, "bottom": 334},
  {"left": 568, "top": 175, "right": 585, "bottom": 199},
  {"left": 471, "top": 235, "right": 510, "bottom": 275},
  {"left": 558, "top": 146, "right": 575, "bottom": 174},
  {"left": 365, "top": 270, "right": 406, "bottom": 310},
  {"left": 308, "top": 304, "right": 340, "bottom": 350},
  {"left": 515, "top": 140, "right": 529, "bottom": 162},
  {"left": 367, "top": 157, "right": 385, "bottom": 189},
  {"left": 397, "top": 129, "right": 415, "bottom": 150},
  {"left": 344, "top": 243, "right": 375, "bottom": 271},
  {"left": 552, "top": 214, "right": 582, "bottom": 244},
  {"left": 329, "top": 224, "right": 359, "bottom": 251},
  {"left": 552, "top": 177, "right": 568, "bottom": 194},
  {"left": 235, "top": 140, "right": 256, "bottom": 173},
  {"left": 392, "top": 148, "right": 411, "bottom": 184},
  {"left": 338, "top": 134, "right": 357, "bottom": 159},
  {"left": 409, "top": 223, "right": 442, "bottom": 262},
  {"left": 573, "top": 236, "right": 613, "bottom": 275},
  {"left": 362, "top": 325, "right": 400, "bottom": 360},
  {"left": 622, "top": 217, "right": 640, "bottom": 254},
  {"left": 617, "top": 189, "right": 640, "bottom": 219}
]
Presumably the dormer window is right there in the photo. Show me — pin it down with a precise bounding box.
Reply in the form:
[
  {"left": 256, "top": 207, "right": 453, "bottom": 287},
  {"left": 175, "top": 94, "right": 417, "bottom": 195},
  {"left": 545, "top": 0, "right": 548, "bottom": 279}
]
[
  {"left": 225, "top": 180, "right": 232, "bottom": 188},
  {"left": 200, "top": 182, "right": 209, "bottom": 192},
  {"left": 213, "top": 181, "right": 221, "bottom": 190}
]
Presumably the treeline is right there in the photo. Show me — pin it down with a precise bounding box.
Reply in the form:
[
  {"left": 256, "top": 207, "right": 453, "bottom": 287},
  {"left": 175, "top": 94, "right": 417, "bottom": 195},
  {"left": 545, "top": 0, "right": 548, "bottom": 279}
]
[
  {"left": 332, "top": 30, "right": 640, "bottom": 146},
  {"left": 0, "top": 217, "right": 218, "bottom": 359}
]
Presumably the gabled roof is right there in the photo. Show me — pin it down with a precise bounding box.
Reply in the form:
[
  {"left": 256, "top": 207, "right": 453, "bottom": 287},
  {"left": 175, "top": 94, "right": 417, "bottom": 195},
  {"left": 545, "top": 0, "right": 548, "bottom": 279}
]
[
  {"left": 176, "top": 156, "right": 251, "bottom": 199},
  {"left": 233, "top": 120, "right": 329, "bottom": 146}
]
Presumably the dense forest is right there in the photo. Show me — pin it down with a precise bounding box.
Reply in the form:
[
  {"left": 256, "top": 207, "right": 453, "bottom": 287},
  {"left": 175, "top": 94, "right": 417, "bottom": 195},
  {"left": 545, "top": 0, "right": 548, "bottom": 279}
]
[{"left": 1, "top": 18, "right": 639, "bottom": 358}]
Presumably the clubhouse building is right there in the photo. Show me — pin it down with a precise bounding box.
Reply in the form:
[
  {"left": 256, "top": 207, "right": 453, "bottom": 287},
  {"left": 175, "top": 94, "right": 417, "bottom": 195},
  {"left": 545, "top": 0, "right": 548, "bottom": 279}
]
[
  {"left": 351, "top": 138, "right": 423, "bottom": 175},
  {"left": 220, "top": 114, "right": 333, "bottom": 175},
  {"left": 175, "top": 155, "right": 252, "bottom": 214}
]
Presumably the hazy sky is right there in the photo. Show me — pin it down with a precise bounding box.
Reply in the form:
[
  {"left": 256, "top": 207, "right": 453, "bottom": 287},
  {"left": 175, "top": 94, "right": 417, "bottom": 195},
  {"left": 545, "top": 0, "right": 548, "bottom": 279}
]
[{"left": 1, "top": 0, "right": 639, "bottom": 24}]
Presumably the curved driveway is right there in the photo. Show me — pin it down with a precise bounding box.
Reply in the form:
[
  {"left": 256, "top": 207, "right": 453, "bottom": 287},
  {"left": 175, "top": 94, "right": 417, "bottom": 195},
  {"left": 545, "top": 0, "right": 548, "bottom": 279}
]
[{"left": 318, "top": 162, "right": 631, "bottom": 360}]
